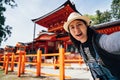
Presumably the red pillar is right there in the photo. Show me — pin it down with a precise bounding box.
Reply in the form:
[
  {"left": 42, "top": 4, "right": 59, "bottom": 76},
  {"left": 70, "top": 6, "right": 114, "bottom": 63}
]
[{"left": 36, "top": 49, "right": 42, "bottom": 76}]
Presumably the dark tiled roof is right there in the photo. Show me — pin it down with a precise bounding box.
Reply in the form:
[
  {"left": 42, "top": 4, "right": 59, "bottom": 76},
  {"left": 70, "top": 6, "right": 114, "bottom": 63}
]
[{"left": 92, "top": 19, "right": 120, "bottom": 30}]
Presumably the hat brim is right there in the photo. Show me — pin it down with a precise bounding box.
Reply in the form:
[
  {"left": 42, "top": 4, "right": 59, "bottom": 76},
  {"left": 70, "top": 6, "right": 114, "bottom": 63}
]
[{"left": 63, "top": 16, "right": 90, "bottom": 32}]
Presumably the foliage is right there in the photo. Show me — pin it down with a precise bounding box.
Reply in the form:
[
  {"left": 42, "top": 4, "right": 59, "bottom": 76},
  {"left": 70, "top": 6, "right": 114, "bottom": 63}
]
[
  {"left": 84, "top": 0, "right": 120, "bottom": 25},
  {"left": 92, "top": 0, "right": 120, "bottom": 25},
  {"left": 83, "top": 14, "right": 97, "bottom": 26},
  {"left": 0, "top": 0, "right": 16, "bottom": 45},
  {"left": 0, "top": 0, "right": 16, "bottom": 7},
  {"left": 94, "top": 10, "right": 112, "bottom": 25},
  {"left": 84, "top": 10, "right": 112, "bottom": 25},
  {"left": 111, "top": 0, "right": 120, "bottom": 20}
]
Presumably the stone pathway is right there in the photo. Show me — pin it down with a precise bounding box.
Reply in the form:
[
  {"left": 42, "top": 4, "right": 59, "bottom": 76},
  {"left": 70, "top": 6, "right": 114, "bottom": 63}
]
[
  {"left": 0, "top": 63, "right": 93, "bottom": 80},
  {"left": 25, "top": 63, "right": 93, "bottom": 80}
]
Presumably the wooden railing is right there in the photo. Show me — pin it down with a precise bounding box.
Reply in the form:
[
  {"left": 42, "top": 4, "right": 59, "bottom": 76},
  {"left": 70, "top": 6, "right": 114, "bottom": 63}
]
[{"left": 0, "top": 48, "right": 84, "bottom": 80}]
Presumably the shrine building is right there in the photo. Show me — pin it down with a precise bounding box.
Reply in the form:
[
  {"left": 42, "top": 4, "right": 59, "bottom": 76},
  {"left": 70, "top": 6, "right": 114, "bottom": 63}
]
[{"left": 25, "top": 0, "right": 120, "bottom": 56}]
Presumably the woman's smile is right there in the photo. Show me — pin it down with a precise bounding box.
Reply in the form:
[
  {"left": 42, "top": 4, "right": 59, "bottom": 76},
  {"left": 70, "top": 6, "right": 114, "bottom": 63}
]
[{"left": 76, "top": 32, "right": 83, "bottom": 38}]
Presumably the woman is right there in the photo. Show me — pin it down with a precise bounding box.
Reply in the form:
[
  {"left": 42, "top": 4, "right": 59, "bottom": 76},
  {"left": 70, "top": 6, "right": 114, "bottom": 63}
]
[{"left": 63, "top": 12, "right": 120, "bottom": 80}]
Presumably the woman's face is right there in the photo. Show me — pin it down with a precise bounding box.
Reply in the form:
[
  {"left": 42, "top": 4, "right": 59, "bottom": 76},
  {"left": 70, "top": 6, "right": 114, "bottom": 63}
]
[{"left": 69, "top": 20, "right": 88, "bottom": 43}]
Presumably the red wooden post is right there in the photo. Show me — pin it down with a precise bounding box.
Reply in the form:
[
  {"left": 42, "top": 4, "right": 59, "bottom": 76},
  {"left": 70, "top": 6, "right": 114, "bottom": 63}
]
[
  {"left": 11, "top": 53, "right": 14, "bottom": 71},
  {"left": 36, "top": 49, "right": 42, "bottom": 76},
  {"left": 21, "top": 52, "right": 26, "bottom": 74},
  {"left": 4, "top": 45, "right": 14, "bottom": 73},
  {"left": 53, "top": 56, "right": 59, "bottom": 69},
  {"left": 3, "top": 55, "right": 6, "bottom": 70},
  {"left": 18, "top": 51, "right": 22, "bottom": 77},
  {"left": 59, "top": 47, "right": 65, "bottom": 80},
  {"left": 5, "top": 54, "right": 9, "bottom": 74},
  {"left": 16, "top": 42, "right": 26, "bottom": 77}
]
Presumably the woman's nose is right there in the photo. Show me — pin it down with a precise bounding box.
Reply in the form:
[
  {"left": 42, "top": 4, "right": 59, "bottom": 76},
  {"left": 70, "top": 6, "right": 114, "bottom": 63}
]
[{"left": 74, "top": 26, "right": 80, "bottom": 33}]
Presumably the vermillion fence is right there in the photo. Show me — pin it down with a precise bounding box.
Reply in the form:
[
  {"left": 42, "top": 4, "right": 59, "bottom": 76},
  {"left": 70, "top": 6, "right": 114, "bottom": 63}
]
[
  {"left": 0, "top": 47, "right": 84, "bottom": 80},
  {"left": 0, "top": 54, "right": 4, "bottom": 69}
]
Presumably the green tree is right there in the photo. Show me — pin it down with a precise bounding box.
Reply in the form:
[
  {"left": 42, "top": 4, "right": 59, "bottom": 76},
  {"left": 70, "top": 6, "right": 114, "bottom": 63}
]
[
  {"left": 101, "top": 10, "right": 112, "bottom": 22},
  {"left": 95, "top": 10, "right": 112, "bottom": 24},
  {"left": 84, "top": 14, "right": 97, "bottom": 26},
  {"left": 111, "top": 0, "right": 120, "bottom": 19},
  {"left": 0, "top": 0, "right": 16, "bottom": 45},
  {"left": 94, "top": 10, "right": 102, "bottom": 24}
]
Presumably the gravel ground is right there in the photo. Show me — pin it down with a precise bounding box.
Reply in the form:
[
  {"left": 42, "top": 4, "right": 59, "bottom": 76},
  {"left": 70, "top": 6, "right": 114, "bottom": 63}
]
[
  {"left": 0, "top": 69, "right": 56, "bottom": 80},
  {"left": 0, "top": 63, "right": 93, "bottom": 80}
]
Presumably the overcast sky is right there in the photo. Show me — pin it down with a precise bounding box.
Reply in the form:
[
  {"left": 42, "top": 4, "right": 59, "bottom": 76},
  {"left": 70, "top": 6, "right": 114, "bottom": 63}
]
[{"left": 1, "top": 0, "right": 112, "bottom": 48}]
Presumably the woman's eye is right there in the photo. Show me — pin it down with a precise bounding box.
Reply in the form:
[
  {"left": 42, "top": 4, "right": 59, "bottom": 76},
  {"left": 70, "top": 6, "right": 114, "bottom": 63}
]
[
  {"left": 77, "top": 23, "right": 81, "bottom": 27},
  {"left": 71, "top": 26, "right": 74, "bottom": 29}
]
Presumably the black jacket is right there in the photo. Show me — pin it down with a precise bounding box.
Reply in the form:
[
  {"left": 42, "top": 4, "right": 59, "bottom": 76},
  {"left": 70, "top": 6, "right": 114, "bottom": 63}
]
[
  {"left": 81, "top": 28, "right": 120, "bottom": 79},
  {"left": 94, "top": 33, "right": 120, "bottom": 79}
]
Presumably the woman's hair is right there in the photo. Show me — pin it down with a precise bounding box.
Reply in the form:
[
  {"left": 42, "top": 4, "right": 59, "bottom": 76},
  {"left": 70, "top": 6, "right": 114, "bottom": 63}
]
[{"left": 69, "top": 33, "right": 81, "bottom": 48}]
